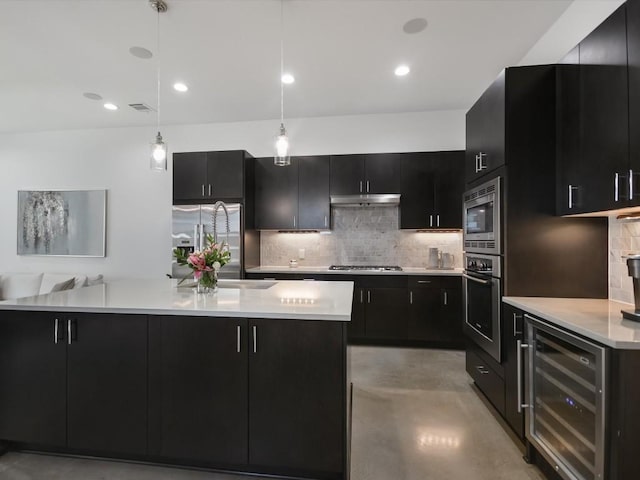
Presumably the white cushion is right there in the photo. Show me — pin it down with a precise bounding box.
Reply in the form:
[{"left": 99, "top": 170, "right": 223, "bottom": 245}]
[
  {"left": 39, "top": 274, "right": 76, "bottom": 295},
  {"left": 86, "top": 274, "right": 104, "bottom": 286},
  {"left": 0, "top": 273, "right": 44, "bottom": 300}
]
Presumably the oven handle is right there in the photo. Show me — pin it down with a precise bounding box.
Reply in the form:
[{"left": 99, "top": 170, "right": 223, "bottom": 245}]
[{"left": 462, "top": 273, "right": 492, "bottom": 285}]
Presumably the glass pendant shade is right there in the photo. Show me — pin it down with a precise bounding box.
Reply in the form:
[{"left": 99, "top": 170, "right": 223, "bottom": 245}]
[
  {"left": 274, "top": 123, "right": 291, "bottom": 166},
  {"left": 150, "top": 131, "right": 167, "bottom": 170}
]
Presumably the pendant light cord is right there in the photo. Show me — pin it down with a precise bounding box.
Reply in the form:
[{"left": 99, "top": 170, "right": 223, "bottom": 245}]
[
  {"left": 280, "top": 0, "right": 284, "bottom": 126},
  {"left": 156, "top": 6, "right": 161, "bottom": 132}
]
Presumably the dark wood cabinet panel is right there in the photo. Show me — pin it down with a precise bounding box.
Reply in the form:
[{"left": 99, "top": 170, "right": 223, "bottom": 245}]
[
  {"left": 206, "top": 151, "right": 244, "bottom": 200},
  {"left": 628, "top": 0, "right": 640, "bottom": 202},
  {"left": 400, "top": 153, "right": 435, "bottom": 229},
  {"left": 579, "top": 4, "right": 629, "bottom": 212},
  {"left": 465, "top": 100, "right": 485, "bottom": 181},
  {"left": 330, "top": 155, "right": 365, "bottom": 195},
  {"left": 173, "top": 152, "right": 208, "bottom": 202},
  {"left": 433, "top": 152, "right": 464, "bottom": 229},
  {"left": 173, "top": 150, "right": 248, "bottom": 203},
  {"left": 66, "top": 313, "right": 147, "bottom": 455},
  {"left": 407, "top": 285, "right": 441, "bottom": 341},
  {"left": 365, "top": 153, "right": 401, "bottom": 193},
  {"left": 248, "top": 319, "right": 345, "bottom": 474},
  {"left": 502, "top": 304, "right": 524, "bottom": 440},
  {"left": 0, "top": 311, "right": 67, "bottom": 447},
  {"left": 255, "top": 157, "right": 299, "bottom": 229},
  {"left": 149, "top": 316, "right": 248, "bottom": 466},
  {"left": 298, "top": 156, "right": 330, "bottom": 230},
  {"left": 466, "top": 345, "right": 505, "bottom": 416},
  {"left": 365, "top": 288, "right": 408, "bottom": 340},
  {"left": 349, "top": 287, "right": 366, "bottom": 340}
]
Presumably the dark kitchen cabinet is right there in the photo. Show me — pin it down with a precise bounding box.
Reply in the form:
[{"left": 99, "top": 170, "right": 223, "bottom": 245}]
[
  {"left": 349, "top": 286, "right": 366, "bottom": 340},
  {"left": 628, "top": 0, "right": 640, "bottom": 201},
  {"left": 66, "top": 313, "right": 148, "bottom": 455},
  {"left": 502, "top": 303, "right": 525, "bottom": 440},
  {"left": 0, "top": 311, "right": 147, "bottom": 456},
  {"left": 255, "top": 156, "right": 330, "bottom": 230},
  {"left": 0, "top": 311, "right": 67, "bottom": 447},
  {"left": 255, "top": 157, "right": 299, "bottom": 229},
  {"left": 465, "top": 71, "right": 506, "bottom": 184},
  {"left": 173, "top": 150, "right": 249, "bottom": 203},
  {"left": 330, "top": 154, "right": 400, "bottom": 195},
  {"left": 556, "top": 46, "right": 584, "bottom": 215},
  {"left": 401, "top": 152, "right": 464, "bottom": 229},
  {"left": 248, "top": 318, "right": 345, "bottom": 475},
  {"left": 364, "top": 287, "right": 408, "bottom": 340},
  {"left": 408, "top": 277, "right": 463, "bottom": 347},
  {"left": 148, "top": 316, "right": 248, "bottom": 466},
  {"left": 578, "top": 4, "right": 629, "bottom": 213}
]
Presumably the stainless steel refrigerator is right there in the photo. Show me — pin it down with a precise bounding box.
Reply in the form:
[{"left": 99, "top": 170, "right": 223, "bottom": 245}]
[{"left": 171, "top": 203, "right": 242, "bottom": 280}]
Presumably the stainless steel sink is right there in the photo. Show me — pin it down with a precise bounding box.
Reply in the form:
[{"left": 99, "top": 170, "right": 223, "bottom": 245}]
[{"left": 216, "top": 280, "right": 276, "bottom": 290}]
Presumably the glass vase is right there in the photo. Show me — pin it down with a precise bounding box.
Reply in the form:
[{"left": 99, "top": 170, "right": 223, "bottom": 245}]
[{"left": 195, "top": 270, "right": 218, "bottom": 294}]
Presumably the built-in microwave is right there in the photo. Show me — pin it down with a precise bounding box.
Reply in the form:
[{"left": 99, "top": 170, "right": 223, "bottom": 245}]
[{"left": 463, "top": 176, "right": 501, "bottom": 255}]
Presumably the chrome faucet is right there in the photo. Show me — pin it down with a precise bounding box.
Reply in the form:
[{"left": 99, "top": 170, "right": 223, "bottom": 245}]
[{"left": 211, "top": 201, "right": 230, "bottom": 251}]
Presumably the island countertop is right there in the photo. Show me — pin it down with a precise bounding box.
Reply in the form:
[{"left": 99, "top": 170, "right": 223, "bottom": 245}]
[
  {"left": 0, "top": 279, "right": 354, "bottom": 321},
  {"left": 503, "top": 296, "right": 640, "bottom": 349}
]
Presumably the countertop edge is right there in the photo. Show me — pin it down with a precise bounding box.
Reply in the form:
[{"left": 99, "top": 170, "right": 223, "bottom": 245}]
[
  {"left": 503, "top": 296, "right": 640, "bottom": 350},
  {"left": 246, "top": 266, "right": 463, "bottom": 276}
]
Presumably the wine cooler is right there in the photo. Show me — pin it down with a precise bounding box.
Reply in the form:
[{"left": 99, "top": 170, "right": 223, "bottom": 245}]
[{"left": 523, "top": 314, "right": 607, "bottom": 480}]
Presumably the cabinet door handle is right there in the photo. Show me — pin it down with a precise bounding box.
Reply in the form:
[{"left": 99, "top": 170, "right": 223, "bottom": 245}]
[
  {"left": 429, "top": 215, "right": 433, "bottom": 227},
  {"left": 630, "top": 169, "right": 635, "bottom": 201},
  {"left": 513, "top": 312, "right": 523, "bottom": 337},
  {"left": 67, "top": 319, "right": 73, "bottom": 345},
  {"left": 293, "top": 216, "right": 296, "bottom": 228},
  {"left": 436, "top": 214, "right": 440, "bottom": 227},
  {"left": 359, "top": 181, "right": 363, "bottom": 193},
  {"left": 264, "top": 277, "right": 276, "bottom": 280},
  {"left": 409, "top": 291, "right": 413, "bottom": 305},
  {"left": 360, "top": 290, "right": 364, "bottom": 304},
  {"left": 478, "top": 152, "right": 487, "bottom": 171},
  {"left": 324, "top": 216, "right": 328, "bottom": 228},
  {"left": 252, "top": 325, "right": 257, "bottom": 353},
  {"left": 517, "top": 340, "right": 530, "bottom": 412},
  {"left": 367, "top": 290, "right": 371, "bottom": 304},
  {"left": 443, "top": 291, "right": 448, "bottom": 306},
  {"left": 54, "top": 318, "right": 59, "bottom": 344},
  {"left": 417, "top": 280, "right": 431, "bottom": 284},
  {"left": 475, "top": 365, "right": 489, "bottom": 375},
  {"left": 237, "top": 325, "right": 241, "bottom": 353},
  {"left": 615, "top": 173, "right": 620, "bottom": 202},
  {"left": 208, "top": 184, "right": 212, "bottom": 197},
  {"left": 568, "top": 184, "right": 579, "bottom": 209},
  {"left": 366, "top": 181, "right": 370, "bottom": 193},
  {"left": 202, "top": 184, "right": 206, "bottom": 197},
  {"left": 475, "top": 154, "right": 479, "bottom": 173}
]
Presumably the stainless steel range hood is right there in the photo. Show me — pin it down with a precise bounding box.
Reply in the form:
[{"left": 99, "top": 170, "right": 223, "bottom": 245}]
[{"left": 330, "top": 194, "right": 400, "bottom": 207}]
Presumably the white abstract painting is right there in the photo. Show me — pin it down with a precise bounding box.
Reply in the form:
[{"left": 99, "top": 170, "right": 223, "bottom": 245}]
[{"left": 18, "top": 190, "right": 106, "bottom": 257}]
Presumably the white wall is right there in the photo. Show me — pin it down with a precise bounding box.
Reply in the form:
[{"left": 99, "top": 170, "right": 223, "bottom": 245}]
[{"left": 0, "top": 109, "right": 466, "bottom": 279}]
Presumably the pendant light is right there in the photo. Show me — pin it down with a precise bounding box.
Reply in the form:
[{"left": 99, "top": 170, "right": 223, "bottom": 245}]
[
  {"left": 150, "top": 0, "right": 168, "bottom": 171},
  {"left": 274, "top": 0, "right": 291, "bottom": 166}
]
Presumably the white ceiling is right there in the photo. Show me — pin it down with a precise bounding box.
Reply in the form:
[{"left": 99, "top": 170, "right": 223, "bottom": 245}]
[{"left": 0, "top": 0, "right": 624, "bottom": 134}]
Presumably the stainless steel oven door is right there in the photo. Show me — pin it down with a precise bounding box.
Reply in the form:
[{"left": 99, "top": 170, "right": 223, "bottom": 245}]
[
  {"left": 463, "top": 271, "right": 502, "bottom": 362},
  {"left": 463, "top": 177, "right": 501, "bottom": 255}
]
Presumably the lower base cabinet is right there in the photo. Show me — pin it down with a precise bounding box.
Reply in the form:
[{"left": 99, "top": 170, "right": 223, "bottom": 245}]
[{"left": 149, "top": 315, "right": 347, "bottom": 478}]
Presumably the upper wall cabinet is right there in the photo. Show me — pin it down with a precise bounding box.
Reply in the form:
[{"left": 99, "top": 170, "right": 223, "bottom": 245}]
[
  {"left": 400, "top": 151, "right": 464, "bottom": 229},
  {"left": 255, "top": 156, "right": 330, "bottom": 230},
  {"left": 330, "top": 154, "right": 401, "bottom": 195},
  {"left": 628, "top": 0, "right": 640, "bottom": 198},
  {"left": 465, "top": 71, "right": 506, "bottom": 184},
  {"left": 173, "top": 150, "right": 251, "bottom": 204}
]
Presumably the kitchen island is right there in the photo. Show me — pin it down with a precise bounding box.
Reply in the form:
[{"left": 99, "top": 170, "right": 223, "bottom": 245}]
[{"left": 0, "top": 279, "right": 353, "bottom": 480}]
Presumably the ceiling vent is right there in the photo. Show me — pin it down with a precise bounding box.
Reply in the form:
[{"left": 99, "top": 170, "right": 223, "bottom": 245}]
[{"left": 128, "top": 103, "right": 155, "bottom": 113}]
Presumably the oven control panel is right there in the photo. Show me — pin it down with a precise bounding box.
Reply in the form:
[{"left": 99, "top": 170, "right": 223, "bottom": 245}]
[{"left": 464, "top": 254, "right": 501, "bottom": 278}]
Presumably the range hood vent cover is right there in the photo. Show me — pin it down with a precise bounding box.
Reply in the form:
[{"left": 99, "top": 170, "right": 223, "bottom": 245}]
[{"left": 330, "top": 194, "right": 400, "bottom": 206}]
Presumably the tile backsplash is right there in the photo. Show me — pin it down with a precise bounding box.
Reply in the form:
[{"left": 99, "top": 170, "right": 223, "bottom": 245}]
[
  {"left": 260, "top": 206, "right": 463, "bottom": 268},
  {"left": 609, "top": 215, "right": 637, "bottom": 304}
]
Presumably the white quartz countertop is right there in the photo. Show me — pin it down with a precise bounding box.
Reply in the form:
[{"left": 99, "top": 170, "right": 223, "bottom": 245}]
[
  {"left": 246, "top": 266, "right": 463, "bottom": 276},
  {"left": 503, "top": 296, "right": 640, "bottom": 349},
  {"left": 0, "top": 279, "right": 354, "bottom": 322}
]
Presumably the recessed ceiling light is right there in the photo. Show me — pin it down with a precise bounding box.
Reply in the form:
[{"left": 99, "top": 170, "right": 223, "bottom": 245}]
[
  {"left": 83, "top": 92, "right": 102, "bottom": 101},
  {"left": 173, "top": 82, "right": 189, "bottom": 92},
  {"left": 281, "top": 73, "right": 295, "bottom": 84},
  {"left": 394, "top": 65, "right": 410, "bottom": 77},
  {"left": 129, "top": 46, "right": 153, "bottom": 59},
  {"left": 103, "top": 103, "right": 118, "bottom": 111},
  {"left": 403, "top": 18, "right": 428, "bottom": 34}
]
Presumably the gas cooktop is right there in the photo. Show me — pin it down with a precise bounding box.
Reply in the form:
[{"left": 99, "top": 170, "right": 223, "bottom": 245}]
[{"left": 328, "top": 265, "right": 403, "bottom": 272}]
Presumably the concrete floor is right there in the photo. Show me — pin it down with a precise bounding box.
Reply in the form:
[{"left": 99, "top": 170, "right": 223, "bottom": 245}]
[{"left": 0, "top": 346, "right": 545, "bottom": 480}]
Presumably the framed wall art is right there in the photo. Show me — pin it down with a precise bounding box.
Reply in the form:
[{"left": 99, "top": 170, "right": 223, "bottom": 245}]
[{"left": 17, "top": 189, "right": 107, "bottom": 257}]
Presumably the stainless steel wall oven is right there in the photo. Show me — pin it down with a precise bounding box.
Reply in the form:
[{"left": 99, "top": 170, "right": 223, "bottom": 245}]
[{"left": 463, "top": 176, "right": 501, "bottom": 255}]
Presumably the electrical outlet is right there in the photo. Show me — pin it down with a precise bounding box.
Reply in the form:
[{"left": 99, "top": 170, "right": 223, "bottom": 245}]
[{"left": 298, "top": 248, "right": 305, "bottom": 260}]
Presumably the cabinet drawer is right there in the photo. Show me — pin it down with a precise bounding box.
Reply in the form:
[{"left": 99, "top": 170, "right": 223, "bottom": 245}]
[
  {"left": 408, "top": 276, "right": 461, "bottom": 290},
  {"left": 466, "top": 349, "right": 505, "bottom": 415}
]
